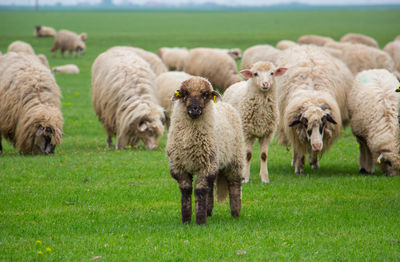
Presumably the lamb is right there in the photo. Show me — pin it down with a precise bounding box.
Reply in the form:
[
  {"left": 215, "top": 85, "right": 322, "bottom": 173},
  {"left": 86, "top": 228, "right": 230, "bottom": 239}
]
[
  {"left": 384, "top": 40, "right": 400, "bottom": 72},
  {"left": 7, "top": 40, "right": 35, "bottom": 55},
  {"left": 240, "top": 45, "right": 281, "bottom": 70},
  {"left": 92, "top": 47, "right": 165, "bottom": 150},
  {"left": 51, "top": 29, "right": 86, "bottom": 57},
  {"left": 34, "top": 25, "right": 56, "bottom": 37},
  {"left": 348, "top": 69, "right": 400, "bottom": 176},
  {"left": 52, "top": 64, "right": 80, "bottom": 74},
  {"left": 0, "top": 52, "right": 63, "bottom": 155},
  {"left": 276, "top": 40, "right": 297, "bottom": 50},
  {"left": 167, "top": 76, "right": 245, "bottom": 225},
  {"left": 297, "top": 35, "right": 335, "bottom": 46},
  {"left": 157, "top": 47, "right": 189, "bottom": 71},
  {"left": 224, "top": 61, "right": 287, "bottom": 183},
  {"left": 183, "top": 48, "right": 242, "bottom": 93},
  {"left": 276, "top": 45, "right": 353, "bottom": 174},
  {"left": 154, "top": 71, "right": 192, "bottom": 128},
  {"left": 340, "top": 33, "right": 379, "bottom": 48}
]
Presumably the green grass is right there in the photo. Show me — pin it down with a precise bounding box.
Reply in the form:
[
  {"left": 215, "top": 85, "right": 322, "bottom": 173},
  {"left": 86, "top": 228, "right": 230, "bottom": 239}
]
[{"left": 1, "top": 10, "right": 400, "bottom": 261}]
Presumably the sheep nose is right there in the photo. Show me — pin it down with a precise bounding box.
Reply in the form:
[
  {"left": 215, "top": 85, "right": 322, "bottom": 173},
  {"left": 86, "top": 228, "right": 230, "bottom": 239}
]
[
  {"left": 188, "top": 106, "right": 202, "bottom": 119},
  {"left": 147, "top": 143, "right": 158, "bottom": 150},
  {"left": 312, "top": 143, "right": 322, "bottom": 152},
  {"left": 262, "top": 82, "right": 269, "bottom": 88}
]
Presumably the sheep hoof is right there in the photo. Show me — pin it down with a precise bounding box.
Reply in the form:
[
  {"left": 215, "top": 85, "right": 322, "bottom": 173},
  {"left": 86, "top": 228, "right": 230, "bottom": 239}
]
[
  {"left": 311, "top": 164, "right": 320, "bottom": 169},
  {"left": 261, "top": 178, "right": 270, "bottom": 184},
  {"left": 359, "top": 168, "right": 369, "bottom": 174},
  {"left": 242, "top": 177, "right": 249, "bottom": 183},
  {"left": 295, "top": 169, "right": 304, "bottom": 174}
]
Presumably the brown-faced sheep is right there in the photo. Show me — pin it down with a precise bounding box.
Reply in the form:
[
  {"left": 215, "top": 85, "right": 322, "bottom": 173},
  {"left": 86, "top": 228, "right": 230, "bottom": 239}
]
[
  {"left": 0, "top": 52, "right": 63, "bottom": 155},
  {"left": 183, "top": 48, "right": 242, "bottom": 93},
  {"left": 224, "top": 61, "right": 287, "bottom": 183},
  {"left": 167, "top": 76, "right": 245, "bottom": 225},
  {"left": 51, "top": 29, "right": 86, "bottom": 57},
  {"left": 384, "top": 40, "right": 400, "bottom": 73},
  {"left": 340, "top": 33, "right": 379, "bottom": 48},
  {"left": 297, "top": 35, "right": 335, "bottom": 46},
  {"left": 240, "top": 45, "right": 281, "bottom": 70},
  {"left": 52, "top": 64, "right": 80, "bottom": 74},
  {"left": 157, "top": 47, "right": 189, "bottom": 71},
  {"left": 92, "top": 47, "right": 164, "bottom": 150},
  {"left": 276, "top": 40, "right": 298, "bottom": 50},
  {"left": 276, "top": 45, "right": 353, "bottom": 174},
  {"left": 348, "top": 69, "right": 400, "bottom": 176},
  {"left": 34, "top": 25, "right": 56, "bottom": 37}
]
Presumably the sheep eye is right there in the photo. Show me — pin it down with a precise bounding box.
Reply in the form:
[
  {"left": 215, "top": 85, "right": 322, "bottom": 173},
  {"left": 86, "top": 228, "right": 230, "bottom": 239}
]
[
  {"left": 307, "top": 130, "right": 312, "bottom": 136},
  {"left": 202, "top": 93, "right": 209, "bottom": 100},
  {"left": 270, "top": 72, "right": 274, "bottom": 76},
  {"left": 148, "top": 130, "right": 154, "bottom": 137},
  {"left": 254, "top": 72, "right": 258, "bottom": 76}
]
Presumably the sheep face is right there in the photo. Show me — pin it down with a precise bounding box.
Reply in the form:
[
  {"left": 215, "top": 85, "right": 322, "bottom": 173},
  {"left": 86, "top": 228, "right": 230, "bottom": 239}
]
[
  {"left": 240, "top": 62, "right": 287, "bottom": 91},
  {"left": 134, "top": 116, "right": 164, "bottom": 150},
  {"left": 33, "top": 126, "right": 60, "bottom": 154},
  {"left": 228, "top": 49, "right": 242, "bottom": 60},
  {"left": 75, "top": 41, "right": 86, "bottom": 55},
  {"left": 377, "top": 152, "right": 400, "bottom": 176},
  {"left": 289, "top": 106, "right": 337, "bottom": 152},
  {"left": 173, "top": 77, "right": 220, "bottom": 119}
]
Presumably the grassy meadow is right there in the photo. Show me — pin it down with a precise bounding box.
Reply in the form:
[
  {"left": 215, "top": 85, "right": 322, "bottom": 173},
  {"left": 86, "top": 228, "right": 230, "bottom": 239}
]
[{"left": 1, "top": 9, "right": 400, "bottom": 261}]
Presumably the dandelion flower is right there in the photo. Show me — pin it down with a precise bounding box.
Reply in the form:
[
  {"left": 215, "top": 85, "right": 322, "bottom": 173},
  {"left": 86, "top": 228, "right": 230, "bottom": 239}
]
[
  {"left": 45, "top": 247, "right": 52, "bottom": 253},
  {"left": 37, "top": 250, "right": 43, "bottom": 255},
  {"left": 35, "top": 240, "right": 42, "bottom": 247}
]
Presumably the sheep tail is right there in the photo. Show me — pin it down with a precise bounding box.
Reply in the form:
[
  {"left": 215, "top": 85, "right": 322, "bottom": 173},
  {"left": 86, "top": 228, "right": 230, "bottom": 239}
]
[{"left": 216, "top": 173, "right": 229, "bottom": 203}]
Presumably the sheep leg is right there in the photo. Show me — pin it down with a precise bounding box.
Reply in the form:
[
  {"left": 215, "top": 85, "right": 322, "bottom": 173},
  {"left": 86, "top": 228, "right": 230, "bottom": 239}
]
[
  {"left": 107, "top": 136, "right": 113, "bottom": 147},
  {"left": 259, "top": 136, "right": 271, "bottom": 184},
  {"left": 0, "top": 134, "right": 2, "bottom": 153},
  {"left": 61, "top": 49, "right": 65, "bottom": 58},
  {"left": 356, "top": 136, "right": 373, "bottom": 174},
  {"left": 206, "top": 175, "right": 216, "bottom": 217},
  {"left": 243, "top": 137, "right": 256, "bottom": 183},
  {"left": 171, "top": 170, "right": 193, "bottom": 224},
  {"left": 227, "top": 175, "right": 242, "bottom": 218},
  {"left": 291, "top": 150, "right": 297, "bottom": 167},
  {"left": 364, "top": 145, "right": 375, "bottom": 174},
  {"left": 294, "top": 150, "right": 305, "bottom": 174},
  {"left": 194, "top": 175, "right": 209, "bottom": 225},
  {"left": 309, "top": 151, "right": 320, "bottom": 169}
]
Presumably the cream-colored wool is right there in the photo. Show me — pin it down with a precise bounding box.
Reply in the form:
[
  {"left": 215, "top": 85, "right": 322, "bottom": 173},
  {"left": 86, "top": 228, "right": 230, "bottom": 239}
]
[
  {"left": 34, "top": 25, "right": 56, "bottom": 37},
  {"left": 0, "top": 52, "right": 63, "bottom": 155},
  {"left": 384, "top": 40, "right": 400, "bottom": 73},
  {"left": 297, "top": 35, "right": 335, "bottom": 46},
  {"left": 109, "top": 46, "right": 167, "bottom": 76},
  {"left": 92, "top": 47, "right": 164, "bottom": 150},
  {"left": 157, "top": 47, "right": 189, "bottom": 71},
  {"left": 51, "top": 29, "right": 86, "bottom": 57},
  {"left": 224, "top": 61, "right": 285, "bottom": 183},
  {"left": 183, "top": 48, "right": 241, "bottom": 93},
  {"left": 212, "top": 48, "right": 242, "bottom": 61},
  {"left": 348, "top": 69, "right": 400, "bottom": 176},
  {"left": 240, "top": 45, "right": 281, "bottom": 70},
  {"left": 52, "top": 64, "right": 80, "bottom": 74},
  {"left": 7, "top": 41, "right": 35, "bottom": 55},
  {"left": 36, "top": 54, "right": 50, "bottom": 69},
  {"left": 276, "top": 45, "right": 353, "bottom": 173},
  {"left": 276, "top": 40, "right": 297, "bottom": 50},
  {"left": 340, "top": 33, "right": 379, "bottom": 48}
]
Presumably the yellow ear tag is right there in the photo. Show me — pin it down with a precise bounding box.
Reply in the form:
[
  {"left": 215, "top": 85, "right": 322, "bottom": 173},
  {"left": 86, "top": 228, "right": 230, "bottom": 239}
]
[
  {"left": 377, "top": 156, "right": 381, "bottom": 164},
  {"left": 213, "top": 95, "right": 217, "bottom": 103},
  {"left": 175, "top": 90, "right": 180, "bottom": 97}
]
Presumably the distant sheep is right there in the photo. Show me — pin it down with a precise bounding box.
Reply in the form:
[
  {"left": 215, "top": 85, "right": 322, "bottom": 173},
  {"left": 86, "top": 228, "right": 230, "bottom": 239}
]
[
  {"left": 340, "top": 33, "right": 379, "bottom": 48},
  {"left": 167, "top": 76, "right": 245, "bottom": 225},
  {"left": 52, "top": 64, "right": 80, "bottom": 74},
  {"left": 297, "top": 35, "right": 335, "bottom": 46},
  {"left": 240, "top": 45, "right": 281, "bottom": 70},
  {"left": 276, "top": 45, "right": 353, "bottom": 173},
  {"left": 51, "top": 29, "right": 86, "bottom": 57},
  {"left": 92, "top": 47, "right": 164, "bottom": 150},
  {"left": 7, "top": 40, "right": 35, "bottom": 55},
  {"left": 384, "top": 40, "right": 400, "bottom": 73},
  {"left": 157, "top": 47, "right": 189, "bottom": 71},
  {"left": 183, "top": 48, "right": 242, "bottom": 93},
  {"left": 224, "top": 61, "right": 287, "bottom": 183},
  {"left": 213, "top": 48, "right": 242, "bottom": 61},
  {"left": 348, "top": 69, "right": 400, "bottom": 176},
  {"left": 276, "top": 40, "right": 297, "bottom": 50},
  {"left": 0, "top": 52, "right": 63, "bottom": 155},
  {"left": 34, "top": 25, "right": 56, "bottom": 37}
]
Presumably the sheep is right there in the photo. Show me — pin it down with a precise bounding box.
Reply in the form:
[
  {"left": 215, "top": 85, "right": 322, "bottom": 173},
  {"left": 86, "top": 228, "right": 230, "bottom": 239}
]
[
  {"left": 92, "top": 47, "right": 165, "bottom": 150},
  {"left": 36, "top": 54, "right": 50, "bottom": 69},
  {"left": 7, "top": 40, "right": 35, "bottom": 55},
  {"left": 154, "top": 71, "right": 192, "bottom": 128},
  {"left": 396, "top": 35, "right": 400, "bottom": 42},
  {"left": 50, "top": 29, "right": 86, "bottom": 58},
  {"left": 213, "top": 48, "right": 242, "bottom": 61},
  {"left": 52, "top": 64, "right": 80, "bottom": 74},
  {"left": 276, "top": 45, "right": 353, "bottom": 174},
  {"left": 384, "top": 40, "right": 400, "bottom": 73},
  {"left": 183, "top": 48, "right": 242, "bottom": 93},
  {"left": 240, "top": 45, "right": 281, "bottom": 70},
  {"left": 340, "top": 33, "right": 379, "bottom": 48},
  {"left": 157, "top": 47, "right": 189, "bottom": 71},
  {"left": 167, "top": 76, "right": 245, "bottom": 225},
  {"left": 348, "top": 69, "right": 400, "bottom": 176},
  {"left": 34, "top": 25, "right": 56, "bottom": 37},
  {"left": 297, "top": 35, "right": 335, "bottom": 46},
  {"left": 276, "top": 40, "right": 297, "bottom": 50},
  {"left": 0, "top": 52, "right": 63, "bottom": 155},
  {"left": 224, "top": 61, "right": 287, "bottom": 183}
]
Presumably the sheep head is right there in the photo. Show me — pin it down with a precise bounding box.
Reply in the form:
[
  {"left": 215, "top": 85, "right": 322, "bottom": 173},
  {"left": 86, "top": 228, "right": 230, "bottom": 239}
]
[
  {"left": 133, "top": 114, "right": 165, "bottom": 150},
  {"left": 377, "top": 151, "right": 400, "bottom": 177},
  {"left": 33, "top": 126, "right": 62, "bottom": 155},
  {"left": 240, "top": 61, "right": 287, "bottom": 91},
  {"left": 228, "top": 48, "right": 242, "bottom": 60},
  {"left": 173, "top": 77, "right": 221, "bottom": 120}
]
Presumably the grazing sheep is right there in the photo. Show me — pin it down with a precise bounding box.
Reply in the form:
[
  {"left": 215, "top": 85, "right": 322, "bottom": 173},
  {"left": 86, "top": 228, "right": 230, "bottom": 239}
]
[
  {"left": 240, "top": 45, "right": 281, "bottom": 70},
  {"left": 183, "top": 48, "right": 242, "bottom": 93},
  {"left": 276, "top": 40, "right": 297, "bottom": 50},
  {"left": 7, "top": 40, "right": 35, "bottom": 55},
  {"left": 348, "top": 69, "right": 400, "bottom": 176},
  {"left": 340, "top": 33, "right": 379, "bottom": 48},
  {"left": 154, "top": 71, "right": 192, "bottom": 128},
  {"left": 297, "top": 35, "right": 335, "bottom": 46},
  {"left": 276, "top": 45, "right": 353, "bottom": 174},
  {"left": 213, "top": 48, "right": 242, "bottom": 61},
  {"left": 384, "top": 40, "right": 400, "bottom": 73},
  {"left": 92, "top": 47, "right": 164, "bottom": 150},
  {"left": 224, "top": 61, "right": 287, "bottom": 183},
  {"left": 0, "top": 52, "right": 63, "bottom": 155},
  {"left": 167, "top": 76, "right": 245, "bottom": 225},
  {"left": 34, "top": 25, "right": 56, "bottom": 37},
  {"left": 51, "top": 29, "right": 86, "bottom": 57},
  {"left": 157, "top": 47, "right": 189, "bottom": 71},
  {"left": 52, "top": 64, "right": 80, "bottom": 74}
]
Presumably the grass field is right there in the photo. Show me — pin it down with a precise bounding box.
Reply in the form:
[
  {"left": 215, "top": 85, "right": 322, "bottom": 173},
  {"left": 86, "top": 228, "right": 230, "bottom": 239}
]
[{"left": 1, "top": 9, "right": 400, "bottom": 261}]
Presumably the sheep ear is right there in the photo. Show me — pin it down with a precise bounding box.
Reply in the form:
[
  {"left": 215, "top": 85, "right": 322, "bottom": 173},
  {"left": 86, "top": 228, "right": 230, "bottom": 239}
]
[
  {"left": 36, "top": 127, "right": 44, "bottom": 136},
  {"left": 211, "top": 91, "right": 221, "bottom": 103},
  {"left": 137, "top": 122, "right": 148, "bottom": 132},
  {"left": 289, "top": 115, "right": 302, "bottom": 127},
  {"left": 323, "top": 114, "right": 337, "bottom": 125},
  {"left": 240, "top": 69, "right": 253, "bottom": 80},
  {"left": 171, "top": 90, "right": 180, "bottom": 101},
  {"left": 396, "top": 86, "right": 400, "bottom": 93},
  {"left": 275, "top": 67, "right": 287, "bottom": 76}
]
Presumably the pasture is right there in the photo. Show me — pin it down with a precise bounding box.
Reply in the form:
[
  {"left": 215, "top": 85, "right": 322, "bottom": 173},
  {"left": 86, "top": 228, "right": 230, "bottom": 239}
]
[{"left": 1, "top": 9, "right": 400, "bottom": 261}]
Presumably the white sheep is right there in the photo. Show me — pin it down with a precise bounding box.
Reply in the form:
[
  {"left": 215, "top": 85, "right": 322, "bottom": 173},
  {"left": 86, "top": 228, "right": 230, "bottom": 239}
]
[
  {"left": 157, "top": 47, "right": 189, "bottom": 71},
  {"left": 52, "top": 64, "right": 80, "bottom": 74},
  {"left": 92, "top": 47, "right": 164, "bottom": 150},
  {"left": 297, "top": 35, "right": 335, "bottom": 46},
  {"left": 276, "top": 45, "right": 353, "bottom": 173},
  {"left": 51, "top": 29, "right": 86, "bottom": 57},
  {"left": 7, "top": 40, "right": 35, "bottom": 55},
  {"left": 183, "top": 48, "right": 242, "bottom": 93},
  {"left": 224, "top": 61, "right": 287, "bottom": 183},
  {"left": 276, "top": 40, "right": 298, "bottom": 50},
  {"left": 167, "top": 76, "right": 245, "bottom": 225},
  {"left": 212, "top": 48, "right": 242, "bottom": 61},
  {"left": 34, "top": 25, "right": 56, "bottom": 37},
  {"left": 340, "top": 33, "right": 379, "bottom": 48},
  {"left": 348, "top": 69, "right": 400, "bottom": 176},
  {"left": 240, "top": 45, "right": 281, "bottom": 70},
  {"left": 384, "top": 40, "right": 400, "bottom": 73}
]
